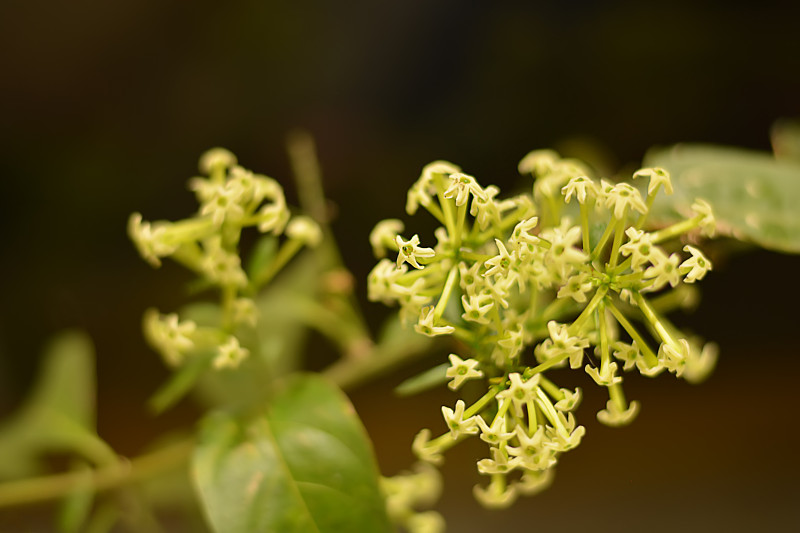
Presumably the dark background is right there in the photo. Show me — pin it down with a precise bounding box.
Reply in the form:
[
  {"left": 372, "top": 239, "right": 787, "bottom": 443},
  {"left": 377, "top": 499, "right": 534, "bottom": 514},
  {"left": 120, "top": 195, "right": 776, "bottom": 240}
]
[{"left": 1, "top": 1, "right": 799, "bottom": 531}]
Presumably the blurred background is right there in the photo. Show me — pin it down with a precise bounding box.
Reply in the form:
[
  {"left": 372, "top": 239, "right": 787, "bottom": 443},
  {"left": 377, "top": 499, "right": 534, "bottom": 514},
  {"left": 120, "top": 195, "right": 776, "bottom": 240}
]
[{"left": 1, "top": 0, "right": 799, "bottom": 531}]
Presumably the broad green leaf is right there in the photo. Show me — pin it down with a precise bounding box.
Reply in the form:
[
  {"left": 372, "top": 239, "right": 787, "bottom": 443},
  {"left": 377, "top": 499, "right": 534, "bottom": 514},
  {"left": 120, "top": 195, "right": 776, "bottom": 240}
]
[
  {"left": 192, "top": 374, "right": 391, "bottom": 533},
  {"left": 644, "top": 143, "right": 800, "bottom": 253},
  {"left": 0, "top": 331, "right": 114, "bottom": 479}
]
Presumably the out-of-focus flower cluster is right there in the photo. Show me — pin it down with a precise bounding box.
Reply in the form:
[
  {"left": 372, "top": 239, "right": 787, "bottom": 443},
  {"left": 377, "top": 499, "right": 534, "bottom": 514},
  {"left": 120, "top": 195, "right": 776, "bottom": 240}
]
[
  {"left": 368, "top": 150, "right": 718, "bottom": 507},
  {"left": 130, "top": 148, "right": 321, "bottom": 370}
]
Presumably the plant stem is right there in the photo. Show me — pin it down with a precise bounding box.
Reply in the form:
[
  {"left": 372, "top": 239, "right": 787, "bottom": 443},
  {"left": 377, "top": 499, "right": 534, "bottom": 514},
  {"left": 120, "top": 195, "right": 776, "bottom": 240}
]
[{"left": 0, "top": 439, "right": 194, "bottom": 508}]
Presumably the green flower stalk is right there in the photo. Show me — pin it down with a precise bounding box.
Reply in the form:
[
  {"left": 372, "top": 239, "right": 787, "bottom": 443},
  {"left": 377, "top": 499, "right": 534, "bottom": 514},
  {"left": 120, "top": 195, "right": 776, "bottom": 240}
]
[{"left": 368, "top": 151, "right": 719, "bottom": 508}]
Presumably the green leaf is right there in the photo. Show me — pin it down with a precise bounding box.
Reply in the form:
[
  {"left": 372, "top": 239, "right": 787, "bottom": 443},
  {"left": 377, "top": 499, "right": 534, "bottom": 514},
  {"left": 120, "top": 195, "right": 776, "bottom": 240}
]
[
  {"left": 395, "top": 363, "right": 448, "bottom": 396},
  {"left": 644, "top": 143, "right": 800, "bottom": 253},
  {"left": 149, "top": 351, "right": 214, "bottom": 413},
  {"left": 0, "top": 331, "right": 115, "bottom": 479},
  {"left": 246, "top": 234, "right": 280, "bottom": 280},
  {"left": 192, "top": 374, "right": 391, "bottom": 533}
]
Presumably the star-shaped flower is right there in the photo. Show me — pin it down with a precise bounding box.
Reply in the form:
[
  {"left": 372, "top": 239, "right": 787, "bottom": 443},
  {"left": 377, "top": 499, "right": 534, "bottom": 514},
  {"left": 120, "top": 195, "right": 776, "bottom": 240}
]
[
  {"left": 597, "top": 399, "right": 640, "bottom": 427},
  {"left": 443, "top": 172, "right": 487, "bottom": 206},
  {"left": 681, "top": 245, "right": 712, "bottom": 283},
  {"left": 415, "top": 306, "right": 455, "bottom": 337},
  {"left": 395, "top": 234, "right": 435, "bottom": 269},
  {"left": 561, "top": 175, "right": 598, "bottom": 204},
  {"left": 633, "top": 167, "right": 673, "bottom": 195},
  {"left": 445, "top": 354, "right": 483, "bottom": 390},
  {"left": 441, "top": 400, "right": 479, "bottom": 439},
  {"left": 213, "top": 336, "right": 249, "bottom": 369}
]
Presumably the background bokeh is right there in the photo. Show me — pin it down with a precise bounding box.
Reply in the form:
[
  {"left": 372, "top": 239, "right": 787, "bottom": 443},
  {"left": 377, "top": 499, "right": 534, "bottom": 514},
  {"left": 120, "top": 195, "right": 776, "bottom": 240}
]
[{"left": 1, "top": 1, "right": 799, "bottom": 531}]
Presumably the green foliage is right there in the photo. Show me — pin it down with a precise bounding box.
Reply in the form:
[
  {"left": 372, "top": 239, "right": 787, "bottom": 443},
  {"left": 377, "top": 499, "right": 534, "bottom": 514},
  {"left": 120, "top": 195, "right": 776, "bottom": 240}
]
[
  {"left": 0, "top": 331, "right": 113, "bottom": 479},
  {"left": 645, "top": 143, "right": 800, "bottom": 253},
  {"left": 191, "top": 374, "right": 391, "bottom": 533}
]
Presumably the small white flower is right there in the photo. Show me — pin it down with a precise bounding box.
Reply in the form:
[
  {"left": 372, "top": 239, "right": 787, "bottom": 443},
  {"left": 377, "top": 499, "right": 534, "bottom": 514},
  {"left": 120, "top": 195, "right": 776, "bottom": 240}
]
[
  {"left": 412, "top": 429, "right": 444, "bottom": 465},
  {"left": 128, "top": 213, "right": 178, "bottom": 267},
  {"left": 286, "top": 216, "right": 322, "bottom": 247},
  {"left": 683, "top": 341, "right": 718, "bottom": 384},
  {"left": 406, "top": 161, "right": 461, "bottom": 215},
  {"left": 441, "top": 400, "right": 479, "bottom": 439},
  {"left": 477, "top": 446, "right": 519, "bottom": 475},
  {"left": 461, "top": 293, "right": 494, "bottom": 325},
  {"left": 509, "top": 217, "right": 540, "bottom": 252},
  {"left": 255, "top": 192, "right": 290, "bottom": 234},
  {"left": 597, "top": 399, "right": 640, "bottom": 427},
  {"left": 658, "top": 339, "right": 690, "bottom": 377},
  {"left": 232, "top": 297, "right": 258, "bottom": 327},
  {"left": 585, "top": 362, "right": 623, "bottom": 386},
  {"left": 396, "top": 234, "right": 435, "bottom": 269},
  {"left": 543, "top": 225, "right": 588, "bottom": 279},
  {"left": 643, "top": 252, "right": 682, "bottom": 290},
  {"left": 554, "top": 387, "right": 582, "bottom": 412},
  {"left": 201, "top": 238, "right": 248, "bottom": 288},
  {"left": 496, "top": 373, "right": 540, "bottom": 416},
  {"left": 470, "top": 185, "right": 501, "bottom": 230},
  {"left": 681, "top": 245, "right": 712, "bottom": 283},
  {"left": 445, "top": 354, "right": 483, "bottom": 390},
  {"left": 691, "top": 198, "right": 716, "bottom": 237},
  {"left": 516, "top": 469, "right": 554, "bottom": 496},
  {"left": 143, "top": 310, "right": 196, "bottom": 366},
  {"left": 619, "top": 227, "right": 659, "bottom": 270},
  {"left": 213, "top": 335, "right": 249, "bottom": 369},
  {"left": 369, "top": 219, "right": 404, "bottom": 258},
  {"left": 443, "top": 172, "right": 487, "bottom": 206},
  {"left": 484, "top": 239, "right": 517, "bottom": 279},
  {"left": 414, "top": 306, "right": 455, "bottom": 337},
  {"left": 534, "top": 321, "right": 589, "bottom": 369},
  {"left": 198, "top": 147, "right": 237, "bottom": 174},
  {"left": 476, "top": 415, "right": 515, "bottom": 446},
  {"left": 406, "top": 511, "right": 446, "bottom": 533},
  {"left": 473, "top": 479, "right": 518, "bottom": 509},
  {"left": 612, "top": 341, "right": 640, "bottom": 371},
  {"left": 543, "top": 411, "right": 585, "bottom": 452},
  {"left": 633, "top": 167, "right": 673, "bottom": 196},
  {"left": 507, "top": 426, "right": 556, "bottom": 472},
  {"left": 367, "top": 259, "right": 408, "bottom": 303},
  {"left": 518, "top": 149, "right": 560, "bottom": 176},
  {"left": 604, "top": 183, "right": 648, "bottom": 220},
  {"left": 561, "top": 175, "right": 598, "bottom": 204},
  {"left": 557, "top": 271, "right": 594, "bottom": 303},
  {"left": 199, "top": 182, "right": 246, "bottom": 227}
]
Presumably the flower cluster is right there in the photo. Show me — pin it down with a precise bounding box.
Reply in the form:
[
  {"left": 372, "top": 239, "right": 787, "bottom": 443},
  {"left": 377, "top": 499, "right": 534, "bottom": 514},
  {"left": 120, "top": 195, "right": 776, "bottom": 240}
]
[
  {"left": 368, "top": 151, "right": 718, "bottom": 507},
  {"left": 130, "top": 148, "right": 321, "bottom": 370}
]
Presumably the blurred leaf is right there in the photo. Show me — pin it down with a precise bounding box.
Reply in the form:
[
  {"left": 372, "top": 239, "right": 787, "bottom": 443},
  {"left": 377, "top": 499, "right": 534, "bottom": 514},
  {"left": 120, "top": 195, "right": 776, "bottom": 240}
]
[
  {"left": 192, "top": 374, "right": 391, "bottom": 533},
  {"left": 644, "top": 143, "right": 800, "bottom": 253},
  {"left": 254, "top": 252, "right": 320, "bottom": 377},
  {"left": 246, "top": 234, "right": 279, "bottom": 280},
  {"left": 28, "top": 331, "right": 96, "bottom": 428},
  {"left": 771, "top": 119, "right": 800, "bottom": 163},
  {"left": 58, "top": 462, "right": 94, "bottom": 533},
  {"left": 395, "top": 363, "right": 448, "bottom": 396},
  {"left": 0, "top": 331, "right": 114, "bottom": 479},
  {"left": 149, "top": 352, "right": 214, "bottom": 413}
]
